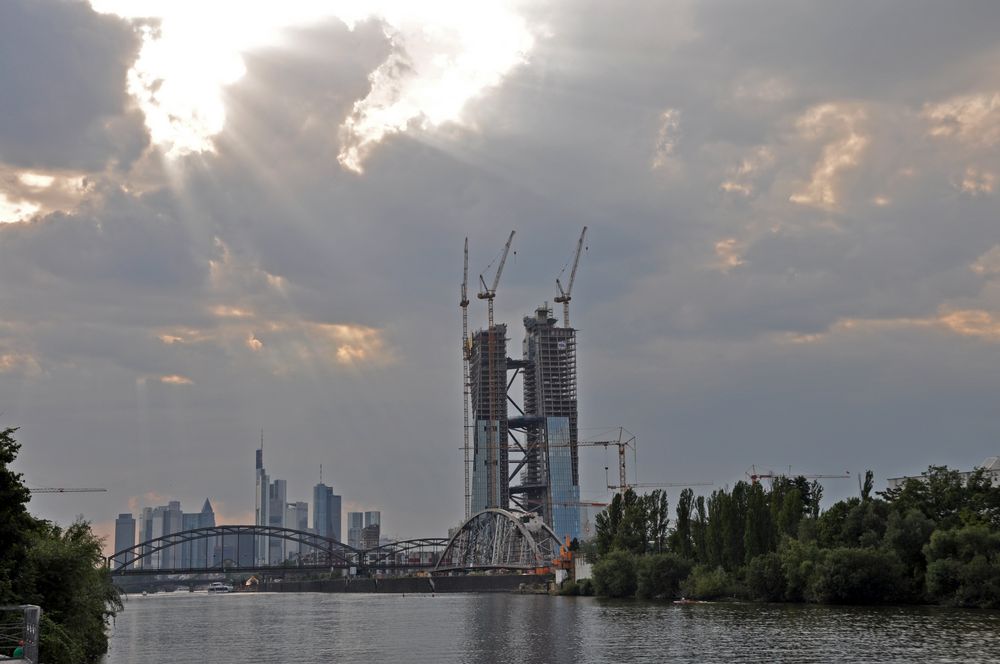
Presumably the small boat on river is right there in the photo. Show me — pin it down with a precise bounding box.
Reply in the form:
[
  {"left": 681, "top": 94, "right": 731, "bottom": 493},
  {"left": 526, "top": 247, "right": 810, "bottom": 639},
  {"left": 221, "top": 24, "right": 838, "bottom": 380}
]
[{"left": 207, "top": 582, "right": 234, "bottom": 593}]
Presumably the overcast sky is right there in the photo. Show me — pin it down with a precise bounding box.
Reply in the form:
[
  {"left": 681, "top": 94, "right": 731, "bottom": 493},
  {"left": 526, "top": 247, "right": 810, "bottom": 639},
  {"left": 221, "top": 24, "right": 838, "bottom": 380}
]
[{"left": 2, "top": 0, "right": 999, "bottom": 551}]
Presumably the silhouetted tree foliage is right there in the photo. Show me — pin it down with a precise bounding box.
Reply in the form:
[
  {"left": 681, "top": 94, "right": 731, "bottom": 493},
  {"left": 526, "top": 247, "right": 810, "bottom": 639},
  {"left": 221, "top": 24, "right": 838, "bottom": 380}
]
[
  {"left": 591, "top": 550, "right": 637, "bottom": 598},
  {"left": 589, "top": 465, "right": 1000, "bottom": 606},
  {"left": 0, "top": 427, "right": 121, "bottom": 663}
]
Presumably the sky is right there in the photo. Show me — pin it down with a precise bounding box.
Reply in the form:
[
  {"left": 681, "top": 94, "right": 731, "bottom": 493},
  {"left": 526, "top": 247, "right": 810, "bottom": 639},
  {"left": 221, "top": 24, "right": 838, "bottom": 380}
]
[{"left": 2, "top": 0, "right": 999, "bottom": 552}]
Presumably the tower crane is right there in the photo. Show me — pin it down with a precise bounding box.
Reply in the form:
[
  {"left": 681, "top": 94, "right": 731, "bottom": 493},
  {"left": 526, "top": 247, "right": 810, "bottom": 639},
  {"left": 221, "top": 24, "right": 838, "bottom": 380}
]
[
  {"left": 569, "top": 427, "right": 713, "bottom": 494},
  {"left": 746, "top": 465, "right": 851, "bottom": 486},
  {"left": 477, "top": 230, "right": 515, "bottom": 508},
  {"left": 554, "top": 226, "right": 587, "bottom": 328},
  {"left": 460, "top": 237, "right": 472, "bottom": 520},
  {"left": 29, "top": 487, "right": 107, "bottom": 494}
]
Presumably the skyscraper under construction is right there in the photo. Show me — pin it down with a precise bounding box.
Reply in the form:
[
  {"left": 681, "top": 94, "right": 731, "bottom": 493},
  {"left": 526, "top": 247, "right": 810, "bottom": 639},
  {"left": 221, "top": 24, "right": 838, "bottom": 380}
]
[
  {"left": 520, "top": 305, "right": 580, "bottom": 541},
  {"left": 464, "top": 229, "right": 585, "bottom": 543},
  {"left": 469, "top": 324, "right": 509, "bottom": 513}
]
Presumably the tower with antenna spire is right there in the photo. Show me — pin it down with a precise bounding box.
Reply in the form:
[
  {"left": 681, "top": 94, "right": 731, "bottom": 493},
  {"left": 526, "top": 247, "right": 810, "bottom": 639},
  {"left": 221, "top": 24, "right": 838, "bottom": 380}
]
[{"left": 254, "top": 430, "right": 269, "bottom": 565}]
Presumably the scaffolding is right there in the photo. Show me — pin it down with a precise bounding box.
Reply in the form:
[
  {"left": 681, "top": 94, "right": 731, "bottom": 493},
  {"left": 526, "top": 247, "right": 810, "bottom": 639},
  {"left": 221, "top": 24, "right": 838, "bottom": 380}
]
[
  {"left": 469, "top": 324, "right": 509, "bottom": 512},
  {"left": 506, "top": 305, "right": 581, "bottom": 541},
  {"left": 523, "top": 305, "right": 578, "bottom": 484}
]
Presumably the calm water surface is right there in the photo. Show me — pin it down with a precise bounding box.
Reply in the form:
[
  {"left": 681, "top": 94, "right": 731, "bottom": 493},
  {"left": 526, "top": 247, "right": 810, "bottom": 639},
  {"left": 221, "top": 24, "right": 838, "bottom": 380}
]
[{"left": 104, "top": 591, "right": 1000, "bottom": 663}]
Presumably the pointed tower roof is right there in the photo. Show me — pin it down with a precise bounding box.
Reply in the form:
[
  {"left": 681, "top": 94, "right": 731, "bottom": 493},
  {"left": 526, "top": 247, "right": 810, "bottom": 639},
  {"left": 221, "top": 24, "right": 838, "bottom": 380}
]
[{"left": 201, "top": 498, "right": 214, "bottom": 514}]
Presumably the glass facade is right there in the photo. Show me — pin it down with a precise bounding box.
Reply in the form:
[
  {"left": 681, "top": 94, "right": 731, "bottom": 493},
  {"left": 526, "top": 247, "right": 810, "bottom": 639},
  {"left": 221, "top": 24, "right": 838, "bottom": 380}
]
[{"left": 547, "top": 417, "right": 580, "bottom": 542}]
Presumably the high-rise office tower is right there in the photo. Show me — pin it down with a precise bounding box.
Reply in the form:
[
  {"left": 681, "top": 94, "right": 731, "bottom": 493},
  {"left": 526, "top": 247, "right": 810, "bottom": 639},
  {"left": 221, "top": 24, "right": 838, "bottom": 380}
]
[
  {"left": 470, "top": 324, "right": 508, "bottom": 512},
  {"left": 255, "top": 444, "right": 270, "bottom": 565},
  {"left": 361, "top": 511, "right": 381, "bottom": 549},
  {"left": 313, "top": 483, "right": 342, "bottom": 542},
  {"left": 347, "top": 511, "right": 364, "bottom": 549},
  {"left": 139, "top": 507, "right": 153, "bottom": 569},
  {"left": 521, "top": 305, "right": 581, "bottom": 542},
  {"left": 113, "top": 513, "right": 135, "bottom": 570},
  {"left": 180, "top": 499, "right": 216, "bottom": 569},
  {"left": 268, "top": 479, "right": 287, "bottom": 562},
  {"left": 285, "top": 501, "right": 309, "bottom": 559}
]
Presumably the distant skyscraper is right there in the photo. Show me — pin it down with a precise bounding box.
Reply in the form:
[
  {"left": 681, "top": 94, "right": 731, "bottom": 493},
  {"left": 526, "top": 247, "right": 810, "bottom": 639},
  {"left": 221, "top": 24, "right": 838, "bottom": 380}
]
[
  {"left": 255, "top": 441, "right": 270, "bottom": 565},
  {"left": 180, "top": 499, "right": 216, "bottom": 569},
  {"left": 113, "top": 513, "right": 135, "bottom": 570},
  {"left": 268, "top": 479, "right": 287, "bottom": 562},
  {"left": 286, "top": 501, "right": 309, "bottom": 559},
  {"left": 347, "top": 511, "right": 364, "bottom": 549},
  {"left": 313, "top": 483, "right": 342, "bottom": 542},
  {"left": 361, "top": 511, "right": 381, "bottom": 549}
]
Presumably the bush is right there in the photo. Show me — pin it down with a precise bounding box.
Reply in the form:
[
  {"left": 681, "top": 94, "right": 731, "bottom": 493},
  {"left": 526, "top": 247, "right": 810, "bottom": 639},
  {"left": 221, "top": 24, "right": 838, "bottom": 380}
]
[
  {"left": 592, "top": 550, "right": 638, "bottom": 598},
  {"left": 746, "top": 552, "right": 786, "bottom": 602},
  {"left": 812, "top": 547, "right": 906, "bottom": 604},
  {"left": 681, "top": 565, "right": 733, "bottom": 600},
  {"left": 559, "top": 580, "right": 580, "bottom": 596},
  {"left": 925, "top": 526, "right": 1000, "bottom": 608},
  {"left": 636, "top": 553, "right": 692, "bottom": 599},
  {"left": 779, "top": 538, "right": 824, "bottom": 602},
  {"left": 577, "top": 578, "right": 595, "bottom": 596}
]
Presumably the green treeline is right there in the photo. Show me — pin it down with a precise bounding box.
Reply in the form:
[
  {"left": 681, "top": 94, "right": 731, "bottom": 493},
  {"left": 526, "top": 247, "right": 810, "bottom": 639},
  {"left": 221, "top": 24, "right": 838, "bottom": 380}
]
[
  {"left": 0, "top": 427, "right": 122, "bottom": 663},
  {"left": 581, "top": 468, "right": 1000, "bottom": 607}
]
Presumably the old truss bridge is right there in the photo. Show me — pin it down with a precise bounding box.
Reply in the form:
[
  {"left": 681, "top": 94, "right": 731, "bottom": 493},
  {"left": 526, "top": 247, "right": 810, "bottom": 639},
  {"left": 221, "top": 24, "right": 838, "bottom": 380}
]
[{"left": 108, "top": 508, "right": 562, "bottom": 576}]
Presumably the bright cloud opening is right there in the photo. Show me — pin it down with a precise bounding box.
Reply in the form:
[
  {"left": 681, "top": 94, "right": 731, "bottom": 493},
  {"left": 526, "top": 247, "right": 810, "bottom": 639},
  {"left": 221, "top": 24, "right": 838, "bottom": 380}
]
[
  {"left": 90, "top": 0, "right": 535, "bottom": 170},
  {"left": 789, "top": 104, "right": 868, "bottom": 209},
  {"left": 0, "top": 193, "right": 40, "bottom": 224}
]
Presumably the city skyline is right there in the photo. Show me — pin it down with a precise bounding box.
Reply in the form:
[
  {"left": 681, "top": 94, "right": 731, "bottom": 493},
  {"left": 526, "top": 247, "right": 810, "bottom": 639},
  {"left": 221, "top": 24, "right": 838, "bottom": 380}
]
[{"left": 3, "top": 0, "right": 999, "bottom": 552}]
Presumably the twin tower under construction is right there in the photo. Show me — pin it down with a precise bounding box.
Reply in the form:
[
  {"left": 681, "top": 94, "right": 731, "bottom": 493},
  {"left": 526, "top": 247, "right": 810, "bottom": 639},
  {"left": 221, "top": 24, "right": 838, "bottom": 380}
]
[{"left": 461, "top": 229, "right": 587, "bottom": 544}]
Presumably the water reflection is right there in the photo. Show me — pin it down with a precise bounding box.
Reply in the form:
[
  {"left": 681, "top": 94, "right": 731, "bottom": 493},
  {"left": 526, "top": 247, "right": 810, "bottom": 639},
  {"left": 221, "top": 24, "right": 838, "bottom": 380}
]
[{"left": 105, "top": 592, "right": 1000, "bottom": 663}]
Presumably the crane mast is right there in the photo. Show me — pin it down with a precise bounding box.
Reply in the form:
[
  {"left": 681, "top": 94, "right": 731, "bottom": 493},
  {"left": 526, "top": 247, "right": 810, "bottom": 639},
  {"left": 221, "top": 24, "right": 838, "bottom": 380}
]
[
  {"left": 460, "top": 237, "right": 471, "bottom": 519},
  {"left": 554, "top": 226, "right": 587, "bottom": 328},
  {"left": 477, "top": 230, "right": 515, "bottom": 508}
]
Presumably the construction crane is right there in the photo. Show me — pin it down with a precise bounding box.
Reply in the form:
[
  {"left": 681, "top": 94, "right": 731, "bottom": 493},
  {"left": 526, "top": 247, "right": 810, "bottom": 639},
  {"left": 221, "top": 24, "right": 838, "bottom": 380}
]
[
  {"left": 572, "top": 427, "right": 636, "bottom": 495},
  {"left": 746, "top": 465, "right": 851, "bottom": 486},
  {"left": 29, "top": 487, "right": 107, "bottom": 494},
  {"left": 554, "top": 226, "right": 587, "bottom": 328},
  {"left": 477, "top": 230, "right": 515, "bottom": 509},
  {"left": 460, "top": 237, "right": 472, "bottom": 520},
  {"left": 568, "top": 428, "right": 713, "bottom": 494}
]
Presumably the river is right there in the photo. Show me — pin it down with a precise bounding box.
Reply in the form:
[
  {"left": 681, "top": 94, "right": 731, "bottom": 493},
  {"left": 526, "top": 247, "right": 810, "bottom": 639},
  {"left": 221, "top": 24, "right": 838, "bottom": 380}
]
[{"left": 103, "top": 591, "right": 1000, "bottom": 663}]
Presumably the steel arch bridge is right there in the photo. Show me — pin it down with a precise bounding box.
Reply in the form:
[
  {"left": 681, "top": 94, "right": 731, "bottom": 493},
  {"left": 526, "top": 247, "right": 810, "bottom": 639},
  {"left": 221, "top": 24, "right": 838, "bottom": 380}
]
[
  {"left": 107, "top": 525, "right": 447, "bottom": 576},
  {"left": 433, "top": 508, "right": 561, "bottom": 573}
]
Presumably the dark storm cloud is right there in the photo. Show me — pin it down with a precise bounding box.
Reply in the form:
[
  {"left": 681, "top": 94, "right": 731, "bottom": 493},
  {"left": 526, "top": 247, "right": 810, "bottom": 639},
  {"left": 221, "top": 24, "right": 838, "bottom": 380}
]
[{"left": 0, "top": 0, "right": 147, "bottom": 170}]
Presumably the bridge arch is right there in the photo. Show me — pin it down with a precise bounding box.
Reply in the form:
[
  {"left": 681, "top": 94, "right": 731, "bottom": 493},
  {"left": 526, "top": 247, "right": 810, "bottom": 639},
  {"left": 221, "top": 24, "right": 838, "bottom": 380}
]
[
  {"left": 433, "top": 508, "right": 561, "bottom": 573},
  {"left": 108, "top": 525, "right": 359, "bottom": 573}
]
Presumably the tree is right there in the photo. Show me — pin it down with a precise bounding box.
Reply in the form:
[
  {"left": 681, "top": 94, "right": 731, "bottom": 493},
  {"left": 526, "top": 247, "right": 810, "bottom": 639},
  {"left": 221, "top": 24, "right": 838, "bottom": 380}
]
[
  {"left": 595, "top": 492, "right": 624, "bottom": 555},
  {"left": 645, "top": 490, "right": 670, "bottom": 554},
  {"left": 0, "top": 427, "right": 122, "bottom": 663},
  {"left": 812, "top": 547, "right": 907, "bottom": 604},
  {"left": 925, "top": 525, "right": 1000, "bottom": 608},
  {"left": 636, "top": 553, "right": 692, "bottom": 599},
  {"left": 0, "top": 427, "right": 35, "bottom": 603},
  {"left": 670, "top": 488, "right": 693, "bottom": 559},
  {"left": 744, "top": 482, "right": 774, "bottom": 562},
  {"left": 591, "top": 550, "right": 638, "bottom": 598},
  {"left": 746, "top": 552, "right": 786, "bottom": 602}
]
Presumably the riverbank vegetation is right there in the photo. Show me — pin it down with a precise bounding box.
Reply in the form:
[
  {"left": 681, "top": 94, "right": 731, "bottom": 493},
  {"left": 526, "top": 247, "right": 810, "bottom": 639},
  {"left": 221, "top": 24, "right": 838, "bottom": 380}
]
[
  {"left": 585, "top": 468, "right": 1000, "bottom": 607},
  {"left": 0, "top": 427, "right": 122, "bottom": 663}
]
